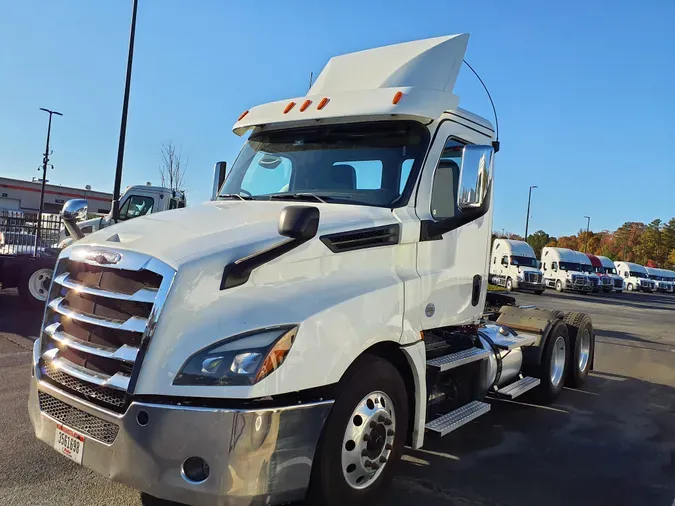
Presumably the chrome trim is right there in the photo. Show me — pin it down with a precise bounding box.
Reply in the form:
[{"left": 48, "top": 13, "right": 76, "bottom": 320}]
[
  {"left": 44, "top": 323, "right": 139, "bottom": 363},
  {"left": 42, "top": 349, "right": 130, "bottom": 391},
  {"left": 48, "top": 296, "right": 148, "bottom": 333},
  {"left": 53, "top": 272, "right": 158, "bottom": 303}
]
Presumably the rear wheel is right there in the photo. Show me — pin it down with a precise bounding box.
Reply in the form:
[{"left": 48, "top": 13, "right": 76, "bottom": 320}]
[
  {"left": 563, "top": 312, "right": 594, "bottom": 388},
  {"left": 307, "top": 355, "right": 408, "bottom": 506},
  {"left": 555, "top": 280, "right": 564, "bottom": 292},
  {"left": 533, "top": 321, "right": 570, "bottom": 404},
  {"left": 18, "top": 263, "right": 53, "bottom": 308},
  {"left": 140, "top": 493, "right": 183, "bottom": 505}
]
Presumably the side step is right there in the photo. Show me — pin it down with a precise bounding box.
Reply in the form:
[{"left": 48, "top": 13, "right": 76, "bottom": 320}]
[
  {"left": 426, "top": 347, "right": 490, "bottom": 372},
  {"left": 490, "top": 376, "right": 540, "bottom": 400},
  {"left": 491, "top": 331, "right": 538, "bottom": 350},
  {"left": 425, "top": 400, "right": 491, "bottom": 436}
]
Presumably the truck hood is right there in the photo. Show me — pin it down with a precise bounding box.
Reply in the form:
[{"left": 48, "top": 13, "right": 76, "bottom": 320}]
[{"left": 74, "top": 200, "right": 398, "bottom": 268}]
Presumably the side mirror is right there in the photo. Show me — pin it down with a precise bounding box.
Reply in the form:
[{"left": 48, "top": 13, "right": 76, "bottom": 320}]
[
  {"left": 278, "top": 206, "right": 320, "bottom": 240},
  {"left": 211, "top": 161, "right": 227, "bottom": 200},
  {"left": 60, "top": 199, "right": 88, "bottom": 240},
  {"left": 457, "top": 145, "right": 494, "bottom": 210}
]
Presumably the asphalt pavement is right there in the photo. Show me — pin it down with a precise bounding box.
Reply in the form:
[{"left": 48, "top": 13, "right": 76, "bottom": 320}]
[{"left": 1, "top": 287, "right": 674, "bottom": 506}]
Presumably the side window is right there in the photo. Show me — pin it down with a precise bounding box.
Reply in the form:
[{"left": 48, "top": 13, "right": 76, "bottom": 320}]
[
  {"left": 543, "top": 263, "right": 547, "bottom": 270},
  {"left": 624, "top": 271, "right": 628, "bottom": 277},
  {"left": 169, "top": 198, "right": 178, "bottom": 210},
  {"left": 242, "top": 152, "right": 293, "bottom": 195},
  {"left": 119, "top": 195, "right": 154, "bottom": 220},
  {"left": 430, "top": 138, "right": 464, "bottom": 220},
  {"left": 334, "top": 160, "right": 383, "bottom": 190},
  {"left": 501, "top": 255, "right": 508, "bottom": 266},
  {"left": 552, "top": 261, "right": 558, "bottom": 270},
  {"left": 400, "top": 159, "right": 414, "bottom": 193}
]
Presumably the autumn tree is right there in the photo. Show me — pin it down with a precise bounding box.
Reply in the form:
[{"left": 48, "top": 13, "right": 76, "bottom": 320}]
[
  {"left": 526, "top": 230, "right": 554, "bottom": 258},
  {"left": 159, "top": 141, "right": 188, "bottom": 192}
]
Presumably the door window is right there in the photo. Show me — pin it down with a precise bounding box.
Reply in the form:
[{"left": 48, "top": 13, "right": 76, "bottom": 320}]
[
  {"left": 430, "top": 138, "right": 465, "bottom": 220},
  {"left": 552, "top": 261, "right": 558, "bottom": 270},
  {"left": 119, "top": 195, "right": 155, "bottom": 220}
]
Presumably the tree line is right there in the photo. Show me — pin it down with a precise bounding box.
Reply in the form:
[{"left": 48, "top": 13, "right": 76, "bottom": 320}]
[{"left": 495, "top": 218, "right": 675, "bottom": 268}]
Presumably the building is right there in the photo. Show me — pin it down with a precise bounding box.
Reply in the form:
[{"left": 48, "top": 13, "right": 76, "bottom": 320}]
[{"left": 0, "top": 177, "right": 111, "bottom": 214}]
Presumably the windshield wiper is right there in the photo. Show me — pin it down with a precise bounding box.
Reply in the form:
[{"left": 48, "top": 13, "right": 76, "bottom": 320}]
[
  {"left": 218, "top": 193, "right": 252, "bottom": 201},
  {"left": 268, "top": 193, "right": 327, "bottom": 203}
]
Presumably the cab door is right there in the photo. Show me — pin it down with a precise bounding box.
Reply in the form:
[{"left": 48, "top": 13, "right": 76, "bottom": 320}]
[{"left": 414, "top": 121, "right": 495, "bottom": 329}]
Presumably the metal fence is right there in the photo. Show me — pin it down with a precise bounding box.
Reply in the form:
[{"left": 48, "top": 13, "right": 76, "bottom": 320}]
[{"left": 0, "top": 209, "right": 62, "bottom": 257}]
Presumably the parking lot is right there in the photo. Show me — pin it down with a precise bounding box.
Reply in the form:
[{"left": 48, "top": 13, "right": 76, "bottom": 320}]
[{"left": 1, "top": 288, "right": 674, "bottom": 506}]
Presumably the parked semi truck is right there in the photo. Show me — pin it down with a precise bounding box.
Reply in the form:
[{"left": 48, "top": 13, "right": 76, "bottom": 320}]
[
  {"left": 593, "top": 254, "right": 624, "bottom": 292},
  {"left": 645, "top": 267, "right": 674, "bottom": 293},
  {"left": 489, "top": 238, "right": 544, "bottom": 293},
  {"left": 614, "top": 261, "right": 655, "bottom": 292},
  {"left": 585, "top": 254, "right": 614, "bottom": 293},
  {"left": 577, "top": 251, "right": 603, "bottom": 293},
  {"left": 541, "top": 247, "right": 591, "bottom": 292},
  {"left": 28, "top": 35, "right": 595, "bottom": 506}
]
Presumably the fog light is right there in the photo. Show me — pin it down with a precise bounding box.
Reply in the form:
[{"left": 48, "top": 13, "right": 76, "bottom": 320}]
[{"left": 182, "top": 457, "right": 210, "bottom": 483}]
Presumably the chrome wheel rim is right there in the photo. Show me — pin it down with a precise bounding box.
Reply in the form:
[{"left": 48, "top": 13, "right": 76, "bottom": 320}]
[
  {"left": 550, "top": 336, "right": 566, "bottom": 387},
  {"left": 578, "top": 328, "right": 591, "bottom": 372},
  {"left": 341, "top": 391, "right": 395, "bottom": 490},
  {"left": 28, "top": 268, "right": 52, "bottom": 301}
]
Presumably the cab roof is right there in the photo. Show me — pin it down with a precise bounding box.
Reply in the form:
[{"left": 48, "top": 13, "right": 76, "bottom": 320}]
[{"left": 233, "top": 34, "right": 491, "bottom": 135}]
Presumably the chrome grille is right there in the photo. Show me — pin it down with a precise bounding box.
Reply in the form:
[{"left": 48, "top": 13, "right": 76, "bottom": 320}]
[
  {"left": 38, "top": 391, "right": 119, "bottom": 444},
  {"left": 601, "top": 277, "right": 611, "bottom": 286},
  {"left": 39, "top": 247, "right": 174, "bottom": 413},
  {"left": 614, "top": 279, "right": 623, "bottom": 288},
  {"left": 589, "top": 277, "right": 599, "bottom": 287},
  {"left": 525, "top": 272, "right": 542, "bottom": 283}
]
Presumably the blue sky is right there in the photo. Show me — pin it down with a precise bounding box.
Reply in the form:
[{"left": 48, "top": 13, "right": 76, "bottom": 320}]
[{"left": 1, "top": 0, "right": 673, "bottom": 237}]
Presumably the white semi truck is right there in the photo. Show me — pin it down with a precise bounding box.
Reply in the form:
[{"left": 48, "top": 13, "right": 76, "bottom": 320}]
[
  {"left": 645, "top": 267, "right": 674, "bottom": 293},
  {"left": 541, "top": 247, "right": 592, "bottom": 293},
  {"left": 489, "top": 238, "right": 544, "bottom": 293},
  {"left": 577, "top": 251, "right": 602, "bottom": 293},
  {"left": 614, "top": 261, "right": 655, "bottom": 292},
  {"left": 594, "top": 254, "right": 624, "bottom": 292},
  {"left": 28, "top": 35, "right": 595, "bottom": 506}
]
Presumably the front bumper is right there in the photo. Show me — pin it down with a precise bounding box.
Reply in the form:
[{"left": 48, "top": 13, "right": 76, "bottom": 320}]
[
  {"left": 29, "top": 341, "right": 333, "bottom": 506},
  {"left": 565, "top": 280, "right": 592, "bottom": 291},
  {"left": 513, "top": 279, "right": 544, "bottom": 291}
]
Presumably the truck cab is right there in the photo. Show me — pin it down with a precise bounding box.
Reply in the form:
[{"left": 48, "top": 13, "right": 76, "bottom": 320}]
[
  {"left": 29, "top": 35, "right": 595, "bottom": 506},
  {"left": 663, "top": 269, "right": 675, "bottom": 293},
  {"left": 577, "top": 252, "right": 602, "bottom": 293},
  {"left": 595, "top": 254, "right": 624, "bottom": 292},
  {"left": 614, "top": 261, "right": 655, "bottom": 292},
  {"left": 645, "top": 267, "right": 673, "bottom": 293},
  {"left": 541, "top": 247, "right": 591, "bottom": 292},
  {"left": 489, "top": 238, "right": 544, "bottom": 293},
  {"left": 585, "top": 254, "right": 613, "bottom": 293},
  {"left": 58, "top": 184, "right": 185, "bottom": 247}
]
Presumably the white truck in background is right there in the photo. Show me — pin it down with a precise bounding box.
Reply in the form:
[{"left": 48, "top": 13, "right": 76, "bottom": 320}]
[
  {"left": 645, "top": 267, "right": 674, "bottom": 293},
  {"left": 541, "top": 247, "right": 591, "bottom": 293},
  {"left": 29, "top": 35, "right": 596, "bottom": 506},
  {"left": 489, "top": 239, "right": 544, "bottom": 293},
  {"left": 58, "top": 183, "right": 186, "bottom": 248},
  {"left": 594, "top": 254, "right": 624, "bottom": 292},
  {"left": 614, "top": 261, "right": 655, "bottom": 292},
  {"left": 577, "top": 251, "right": 603, "bottom": 293},
  {"left": 663, "top": 269, "right": 675, "bottom": 292}
]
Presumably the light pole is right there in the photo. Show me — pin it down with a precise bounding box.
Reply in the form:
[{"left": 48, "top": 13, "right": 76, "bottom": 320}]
[
  {"left": 584, "top": 216, "right": 591, "bottom": 252},
  {"left": 112, "top": 0, "right": 139, "bottom": 221},
  {"left": 524, "top": 185, "right": 537, "bottom": 242},
  {"left": 35, "top": 107, "right": 63, "bottom": 256}
]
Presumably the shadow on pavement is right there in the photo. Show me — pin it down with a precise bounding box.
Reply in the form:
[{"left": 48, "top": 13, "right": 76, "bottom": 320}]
[{"left": 546, "top": 290, "right": 675, "bottom": 310}]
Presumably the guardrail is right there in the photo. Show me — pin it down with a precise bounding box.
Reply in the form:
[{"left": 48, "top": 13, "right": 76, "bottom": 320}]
[{"left": 0, "top": 209, "right": 61, "bottom": 257}]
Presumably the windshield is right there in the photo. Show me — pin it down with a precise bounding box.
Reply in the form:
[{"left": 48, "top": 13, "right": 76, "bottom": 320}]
[
  {"left": 510, "top": 255, "right": 538, "bottom": 268},
  {"left": 580, "top": 264, "right": 594, "bottom": 273},
  {"left": 605, "top": 267, "right": 617, "bottom": 274},
  {"left": 220, "top": 121, "right": 429, "bottom": 207},
  {"left": 559, "top": 262, "right": 583, "bottom": 272},
  {"left": 593, "top": 266, "right": 606, "bottom": 274},
  {"left": 648, "top": 275, "right": 662, "bottom": 280},
  {"left": 629, "top": 271, "right": 646, "bottom": 278}
]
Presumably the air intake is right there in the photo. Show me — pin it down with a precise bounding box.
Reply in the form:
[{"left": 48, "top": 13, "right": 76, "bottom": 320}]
[{"left": 320, "top": 224, "right": 400, "bottom": 253}]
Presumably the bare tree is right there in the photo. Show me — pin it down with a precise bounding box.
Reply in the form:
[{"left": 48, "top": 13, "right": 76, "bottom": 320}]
[{"left": 159, "top": 141, "right": 187, "bottom": 191}]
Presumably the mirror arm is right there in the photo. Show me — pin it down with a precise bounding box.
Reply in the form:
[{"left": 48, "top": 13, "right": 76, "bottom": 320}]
[
  {"left": 419, "top": 184, "right": 492, "bottom": 241},
  {"left": 63, "top": 218, "right": 85, "bottom": 241}
]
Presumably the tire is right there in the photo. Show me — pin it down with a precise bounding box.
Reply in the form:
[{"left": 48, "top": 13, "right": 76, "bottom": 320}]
[
  {"left": 18, "top": 262, "right": 54, "bottom": 308},
  {"left": 555, "top": 280, "right": 564, "bottom": 292},
  {"left": 307, "top": 355, "right": 409, "bottom": 506},
  {"left": 505, "top": 278, "right": 513, "bottom": 292},
  {"left": 140, "top": 493, "right": 183, "bottom": 506},
  {"left": 534, "top": 290, "right": 544, "bottom": 295},
  {"left": 563, "top": 312, "right": 594, "bottom": 388},
  {"left": 626, "top": 283, "right": 634, "bottom": 291},
  {"left": 532, "top": 321, "right": 570, "bottom": 404}
]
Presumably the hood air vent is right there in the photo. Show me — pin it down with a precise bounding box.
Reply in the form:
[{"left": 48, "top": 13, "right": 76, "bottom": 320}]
[{"left": 320, "top": 224, "right": 400, "bottom": 253}]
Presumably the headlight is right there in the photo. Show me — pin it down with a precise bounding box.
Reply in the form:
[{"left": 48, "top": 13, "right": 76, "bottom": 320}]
[
  {"left": 517, "top": 274, "right": 524, "bottom": 281},
  {"left": 173, "top": 326, "right": 297, "bottom": 386}
]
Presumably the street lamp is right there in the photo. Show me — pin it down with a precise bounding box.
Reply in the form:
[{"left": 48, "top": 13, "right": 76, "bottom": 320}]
[
  {"left": 35, "top": 107, "right": 63, "bottom": 256},
  {"left": 524, "top": 185, "right": 538, "bottom": 242},
  {"left": 584, "top": 216, "right": 591, "bottom": 253},
  {"left": 111, "top": 0, "right": 139, "bottom": 221}
]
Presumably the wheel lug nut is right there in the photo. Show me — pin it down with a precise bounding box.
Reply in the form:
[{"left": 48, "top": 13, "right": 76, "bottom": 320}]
[
  {"left": 369, "top": 421, "right": 377, "bottom": 429},
  {"left": 371, "top": 462, "right": 380, "bottom": 470},
  {"left": 364, "top": 461, "right": 371, "bottom": 468},
  {"left": 361, "top": 450, "right": 369, "bottom": 457},
  {"left": 363, "top": 434, "right": 371, "bottom": 442},
  {"left": 387, "top": 429, "right": 395, "bottom": 436},
  {"left": 385, "top": 443, "right": 392, "bottom": 450},
  {"left": 378, "top": 415, "right": 385, "bottom": 422},
  {"left": 379, "top": 456, "right": 387, "bottom": 463},
  {"left": 384, "top": 418, "right": 392, "bottom": 425}
]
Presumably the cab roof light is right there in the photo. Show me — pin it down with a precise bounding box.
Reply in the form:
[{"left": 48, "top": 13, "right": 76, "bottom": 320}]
[
  {"left": 392, "top": 91, "right": 404, "bottom": 104},
  {"left": 300, "top": 99, "right": 312, "bottom": 112},
  {"left": 283, "top": 101, "right": 296, "bottom": 114},
  {"left": 237, "top": 110, "right": 249, "bottom": 121},
  {"left": 317, "top": 97, "right": 330, "bottom": 110}
]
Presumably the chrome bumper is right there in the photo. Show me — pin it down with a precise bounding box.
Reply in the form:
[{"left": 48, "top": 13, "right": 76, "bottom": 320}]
[{"left": 29, "top": 340, "right": 333, "bottom": 506}]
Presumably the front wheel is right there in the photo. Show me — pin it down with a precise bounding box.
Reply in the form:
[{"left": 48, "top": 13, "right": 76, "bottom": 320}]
[
  {"left": 18, "top": 264, "right": 53, "bottom": 308},
  {"left": 555, "top": 280, "right": 564, "bottom": 292},
  {"left": 506, "top": 278, "right": 513, "bottom": 292},
  {"left": 626, "top": 283, "right": 634, "bottom": 291},
  {"left": 307, "top": 356, "right": 409, "bottom": 506}
]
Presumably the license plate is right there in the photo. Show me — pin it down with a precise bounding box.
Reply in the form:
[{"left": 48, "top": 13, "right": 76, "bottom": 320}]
[{"left": 54, "top": 424, "right": 85, "bottom": 464}]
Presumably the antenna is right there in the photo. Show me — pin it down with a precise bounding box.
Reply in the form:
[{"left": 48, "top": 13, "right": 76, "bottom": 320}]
[
  {"left": 462, "top": 59, "right": 500, "bottom": 153},
  {"left": 308, "top": 71, "right": 314, "bottom": 91}
]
